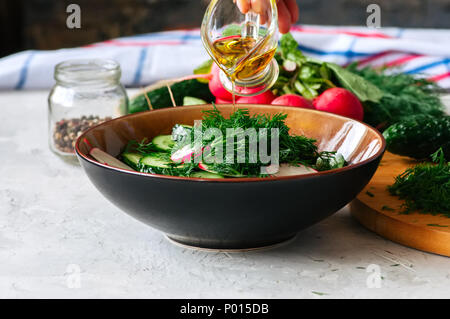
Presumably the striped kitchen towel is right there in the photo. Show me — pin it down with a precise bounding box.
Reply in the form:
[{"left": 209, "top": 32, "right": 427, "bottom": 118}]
[{"left": 0, "top": 25, "right": 449, "bottom": 90}]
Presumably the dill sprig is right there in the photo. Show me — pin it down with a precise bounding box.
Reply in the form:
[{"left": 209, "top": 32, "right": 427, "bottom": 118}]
[
  {"left": 388, "top": 148, "right": 450, "bottom": 217},
  {"left": 124, "top": 138, "right": 158, "bottom": 154}
]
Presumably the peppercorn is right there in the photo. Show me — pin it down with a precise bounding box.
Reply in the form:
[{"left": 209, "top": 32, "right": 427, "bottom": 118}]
[{"left": 53, "top": 116, "right": 112, "bottom": 153}]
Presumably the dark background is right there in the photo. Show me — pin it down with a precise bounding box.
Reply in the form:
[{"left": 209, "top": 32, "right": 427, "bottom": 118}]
[{"left": 1, "top": 0, "right": 450, "bottom": 58}]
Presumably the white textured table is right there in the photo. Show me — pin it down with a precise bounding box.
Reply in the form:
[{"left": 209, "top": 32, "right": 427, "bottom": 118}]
[{"left": 0, "top": 90, "right": 449, "bottom": 299}]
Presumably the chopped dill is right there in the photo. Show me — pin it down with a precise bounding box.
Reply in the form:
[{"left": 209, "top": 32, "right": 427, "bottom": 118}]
[{"left": 388, "top": 148, "right": 450, "bottom": 217}]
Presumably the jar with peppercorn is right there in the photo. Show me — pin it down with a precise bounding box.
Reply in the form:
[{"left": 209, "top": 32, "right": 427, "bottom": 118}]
[{"left": 48, "top": 59, "right": 128, "bottom": 156}]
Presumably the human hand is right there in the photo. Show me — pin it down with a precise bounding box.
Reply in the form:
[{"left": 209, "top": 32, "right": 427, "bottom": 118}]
[{"left": 235, "top": 0, "right": 299, "bottom": 34}]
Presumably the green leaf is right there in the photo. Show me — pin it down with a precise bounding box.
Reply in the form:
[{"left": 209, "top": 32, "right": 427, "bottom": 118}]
[
  {"left": 183, "top": 96, "right": 207, "bottom": 106},
  {"left": 286, "top": 51, "right": 306, "bottom": 66},
  {"left": 307, "top": 82, "right": 322, "bottom": 90},
  {"left": 326, "top": 63, "right": 384, "bottom": 103},
  {"left": 294, "top": 81, "right": 312, "bottom": 99},
  {"left": 282, "top": 86, "right": 295, "bottom": 95},
  {"left": 194, "top": 59, "right": 213, "bottom": 75},
  {"left": 299, "top": 66, "right": 315, "bottom": 80},
  {"left": 295, "top": 81, "right": 318, "bottom": 99},
  {"left": 319, "top": 63, "right": 331, "bottom": 80},
  {"left": 193, "top": 60, "right": 213, "bottom": 83},
  {"left": 280, "top": 33, "right": 299, "bottom": 58}
]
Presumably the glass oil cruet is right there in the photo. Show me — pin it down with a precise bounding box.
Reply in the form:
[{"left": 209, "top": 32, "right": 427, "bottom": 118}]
[{"left": 201, "top": 0, "right": 279, "bottom": 97}]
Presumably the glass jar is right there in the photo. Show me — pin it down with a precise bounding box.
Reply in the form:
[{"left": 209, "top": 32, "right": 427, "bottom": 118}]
[{"left": 48, "top": 59, "right": 128, "bottom": 157}]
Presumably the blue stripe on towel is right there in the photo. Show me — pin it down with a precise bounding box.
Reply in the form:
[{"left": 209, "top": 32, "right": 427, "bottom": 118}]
[
  {"left": 133, "top": 47, "right": 148, "bottom": 86},
  {"left": 297, "top": 44, "right": 372, "bottom": 58},
  {"left": 15, "top": 52, "right": 35, "bottom": 90},
  {"left": 346, "top": 38, "right": 358, "bottom": 63},
  {"left": 404, "top": 59, "right": 450, "bottom": 74},
  {"left": 129, "top": 32, "right": 201, "bottom": 42}
]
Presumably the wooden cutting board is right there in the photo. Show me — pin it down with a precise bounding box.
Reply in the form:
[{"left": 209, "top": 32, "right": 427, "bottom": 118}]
[{"left": 350, "top": 152, "right": 450, "bottom": 257}]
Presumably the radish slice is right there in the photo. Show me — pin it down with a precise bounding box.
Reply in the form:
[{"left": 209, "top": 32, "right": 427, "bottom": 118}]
[
  {"left": 270, "top": 164, "right": 318, "bottom": 177},
  {"left": 283, "top": 60, "right": 297, "bottom": 72},
  {"left": 171, "top": 145, "right": 195, "bottom": 163},
  {"left": 198, "top": 162, "right": 211, "bottom": 172},
  {"left": 90, "top": 148, "right": 133, "bottom": 170}
]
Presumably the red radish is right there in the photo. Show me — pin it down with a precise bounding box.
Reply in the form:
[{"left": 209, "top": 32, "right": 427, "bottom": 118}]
[
  {"left": 272, "top": 94, "right": 314, "bottom": 109},
  {"left": 313, "top": 88, "right": 364, "bottom": 121},
  {"left": 215, "top": 97, "right": 233, "bottom": 104},
  {"left": 209, "top": 64, "right": 233, "bottom": 100},
  {"left": 233, "top": 86, "right": 262, "bottom": 96},
  {"left": 171, "top": 145, "right": 194, "bottom": 163},
  {"left": 237, "top": 90, "right": 276, "bottom": 104}
]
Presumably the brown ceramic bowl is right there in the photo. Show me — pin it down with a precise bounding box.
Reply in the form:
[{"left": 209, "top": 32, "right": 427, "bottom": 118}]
[{"left": 76, "top": 104, "right": 385, "bottom": 250}]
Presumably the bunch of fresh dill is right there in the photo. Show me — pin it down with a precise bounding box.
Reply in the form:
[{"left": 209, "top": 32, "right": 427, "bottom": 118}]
[
  {"left": 388, "top": 148, "right": 450, "bottom": 217},
  {"left": 346, "top": 64, "right": 445, "bottom": 130},
  {"left": 180, "top": 106, "right": 327, "bottom": 177},
  {"left": 123, "top": 107, "right": 344, "bottom": 178}
]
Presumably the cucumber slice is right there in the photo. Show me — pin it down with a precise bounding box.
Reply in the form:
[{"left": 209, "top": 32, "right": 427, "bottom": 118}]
[
  {"left": 198, "top": 162, "right": 245, "bottom": 177},
  {"left": 183, "top": 96, "right": 207, "bottom": 106},
  {"left": 152, "top": 135, "right": 175, "bottom": 152},
  {"left": 190, "top": 171, "right": 224, "bottom": 179},
  {"left": 122, "top": 152, "right": 143, "bottom": 169},
  {"left": 141, "top": 152, "right": 172, "bottom": 168},
  {"left": 122, "top": 153, "right": 143, "bottom": 166}
]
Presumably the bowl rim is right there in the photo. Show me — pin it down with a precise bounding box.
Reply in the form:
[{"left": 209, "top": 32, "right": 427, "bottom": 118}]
[{"left": 75, "top": 104, "right": 386, "bottom": 183}]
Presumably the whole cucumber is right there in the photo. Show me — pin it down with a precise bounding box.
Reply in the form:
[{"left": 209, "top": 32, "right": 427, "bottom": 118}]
[
  {"left": 129, "top": 79, "right": 215, "bottom": 114},
  {"left": 383, "top": 115, "right": 450, "bottom": 160}
]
